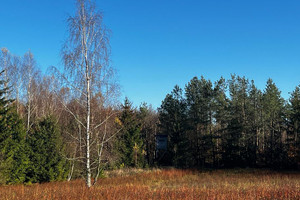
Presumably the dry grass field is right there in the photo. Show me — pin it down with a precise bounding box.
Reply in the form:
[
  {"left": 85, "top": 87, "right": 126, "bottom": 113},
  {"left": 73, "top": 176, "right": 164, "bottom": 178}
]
[{"left": 0, "top": 168, "right": 299, "bottom": 200}]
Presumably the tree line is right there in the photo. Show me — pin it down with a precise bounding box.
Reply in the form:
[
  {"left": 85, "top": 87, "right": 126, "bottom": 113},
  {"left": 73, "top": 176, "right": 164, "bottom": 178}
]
[
  {"left": 1, "top": 45, "right": 299, "bottom": 186},
  {"left": 159, "top": 76, "right": 300, "bottom": 169}
]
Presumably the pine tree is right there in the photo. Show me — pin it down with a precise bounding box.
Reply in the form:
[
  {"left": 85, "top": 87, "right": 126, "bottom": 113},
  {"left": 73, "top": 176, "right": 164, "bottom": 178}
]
[
  {"left": 247, "top": 81, "right": 263, "bottom": 167},
  {"left": 212, "top": 77, "right": 230, "bottom": 167},
  {"left": 262, "top": 79, "right": 286, "bottom": 167},
  {"left": 185, "top": 76, "right": 215, "bottom": 167},
  {"left": 159, "top": 85, "right": 190, "bottom": 167},
  {"left": 287, "top": 85, "right": 300, "bottom": 168},
  {"left": 223, "top": 75, "right": 250, "bottom": 167}
]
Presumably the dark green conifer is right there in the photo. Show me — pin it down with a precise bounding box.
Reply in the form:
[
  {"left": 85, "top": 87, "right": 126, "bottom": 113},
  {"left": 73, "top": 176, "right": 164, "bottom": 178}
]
[
  {"left": 185, "top": 77, "right": 214, "bottom": 167},
  {"left": 115, "top": 98, "right": 145, "bottom": 167},
  {"left": 0, "top": 71, "right": 29, "bottom": 184},
  {"left": 159, "top": 85, "right": 190, "bottom": 167},
  {"left": 262, "top": 79, "right": 286, "bottom": 167},
  {"left": 287, "top": 85, "right": 300, "bottom": 168},
  {"left": 27, "top": 116, "right": 68, "bottom": 182}
]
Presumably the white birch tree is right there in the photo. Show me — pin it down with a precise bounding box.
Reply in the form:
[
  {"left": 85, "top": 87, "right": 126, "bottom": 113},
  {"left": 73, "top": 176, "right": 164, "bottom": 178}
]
[
  {"left": 61, "top": 0, "right": 119, "bottom": 187},
  {"left": 22, "top": 51, "right": 41, "bottom": 134},
  {"left": 9, "top": 55, "right": 23, "bottom": 114}
]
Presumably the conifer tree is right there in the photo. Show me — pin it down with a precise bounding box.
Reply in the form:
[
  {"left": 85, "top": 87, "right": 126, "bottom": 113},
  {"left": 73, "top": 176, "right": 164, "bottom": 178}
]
[
  {"left": 262, "top": 79, "right": 286, "bottom": 167},
  {"left": 0, "top": 71, "right": 29, "bottom": 184},
  {"left": 159, "top": 85, "right": 190, "bottom": 167},
  {"left": 247, "top": 81, "right": 263, "bottom": 166},
  {"left": 213, "top": 77, "right": 230, "bottom": 167},
  {"left": 0, "top": 110, "right": 29, "bottom": 184},
  {"left": 287, "top": 85, "right": 300, "bottom": 168},
  {"left": 27, "top": 116, "right": 68, "bottom": 183},
  {"left": 222, "top": 75, "right": 250, "bottom": 167},
  {"left": 185, "top": 76, "right": 214, "bottom": 167},
  {"left": 115, "top": 98, "right": 144, "bottom": 167}
]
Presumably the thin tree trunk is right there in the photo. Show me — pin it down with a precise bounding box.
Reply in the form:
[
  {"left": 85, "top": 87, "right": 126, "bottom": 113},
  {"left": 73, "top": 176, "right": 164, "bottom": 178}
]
[
  {"left": 86, "top": 77, "right": 91, "bottom": 187},
  {"left": 16, "top": 87, "right": 20, "bottom": 114},
  {"left": 79, "top": 0, "right": 92, "bottom": 187},
  {"left": 62, "top": 0, "right": 114, "bottom": 187},
  {"left": 68, "top": 161, "right": 75, "bottom": 181},
  {"left": 93, "top": 121, "right": 107, "bottom": 185},
  {"left": 27, "top": 85, "right": 31, "bottom": 134}
]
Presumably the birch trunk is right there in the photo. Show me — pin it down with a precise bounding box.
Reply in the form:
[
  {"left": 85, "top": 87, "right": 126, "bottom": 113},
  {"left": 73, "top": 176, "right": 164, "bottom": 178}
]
[
  {"left": 80, "top": 2, "right": 92, "bottom": 187},
  {"left": 86, "top": 77, "right": 91, "bottom": 187},
  {"left": 61, "top": 0, "right": 118, "bottom": 187}
]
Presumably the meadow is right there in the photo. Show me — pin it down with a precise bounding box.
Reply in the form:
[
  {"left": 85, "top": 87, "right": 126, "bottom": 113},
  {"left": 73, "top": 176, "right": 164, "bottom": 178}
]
[{"left": 0, "top": 169, "right": 299, "bottom": 200}]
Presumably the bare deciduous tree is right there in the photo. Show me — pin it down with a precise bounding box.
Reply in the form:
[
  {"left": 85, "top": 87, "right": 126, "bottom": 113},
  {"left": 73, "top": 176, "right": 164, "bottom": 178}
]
[
  {"left": 60, "top": 0, "right": 119, "bottom": 187},
  {"left": 9, "top": 55, "right": 23, "bottom": 113},
  {"left": 0, "top": 48, "right": 11, "bottom": 98},
  {"left": 1, "top": 48, "right": 23, "bottom": 109},
  {"left": 22, "top": 51, "right": 41, "bottom": 134}
]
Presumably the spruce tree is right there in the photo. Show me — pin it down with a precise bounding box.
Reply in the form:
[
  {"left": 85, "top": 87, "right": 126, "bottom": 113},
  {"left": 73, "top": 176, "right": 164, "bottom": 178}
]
[
  {"left": 0, "top": 71, "right": 29, "bottom": 184},
  {"left": 115, "top": 98, "right": 145, "bottom": 168},
  {"left": 27, "top": 116, "right": 68, "bottom": 183},
  {"left": 0, "top": 109, "right": 29, "bottom": 184}
]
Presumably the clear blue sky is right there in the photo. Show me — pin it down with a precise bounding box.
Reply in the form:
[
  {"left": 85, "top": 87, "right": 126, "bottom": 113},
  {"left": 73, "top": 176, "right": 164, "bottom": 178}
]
[{"left": 1, "top": 0, "right": 300, "bottom": 108}]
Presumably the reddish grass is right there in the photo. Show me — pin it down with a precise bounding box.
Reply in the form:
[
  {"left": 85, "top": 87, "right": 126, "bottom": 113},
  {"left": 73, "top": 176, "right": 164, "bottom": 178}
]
[{"left": 0, "top": 169, "right": 299, "bottom": 200}]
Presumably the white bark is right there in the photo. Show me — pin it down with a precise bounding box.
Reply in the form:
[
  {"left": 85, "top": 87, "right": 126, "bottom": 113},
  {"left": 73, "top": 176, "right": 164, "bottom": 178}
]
[
  {"left": 22, "top": 51, "right": 39, "bottom": 134},
  {"left": 61, "top": 0, "right": 119, "bottom": 187}
]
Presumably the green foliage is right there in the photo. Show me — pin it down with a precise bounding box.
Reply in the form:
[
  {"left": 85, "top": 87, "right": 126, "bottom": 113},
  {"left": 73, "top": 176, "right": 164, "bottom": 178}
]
[
  {"left": 185, "top": 76, "right": 214, "bottom": 168},
  {"left": 159, "top": 85, "right": 190, "bottom": 167},
  {"left": 0, "top": 72, "right": 29, "bottom": 184},
  {"left": 158, "top": 75, "right": 299, "bottom": 169},
  {"left": 115, "top": 98, "right": 145, "bottom": 168},
  {"left": 212, "top": 77, "right": 230, "bottom": 167},
  {"left": 0, "top": 110, "right": 29, "bottom": 184},
  {"left": 262, "top": 79, "right": 287, "bottom": 167},
  {"left": 286, "top": 85, "right": 300, "bottom": 168},
  {"left": 223, "top": 75, "right": 251, "bottom": 167},
  {"left": 27, "top": 116, "right": 68, "bottom": 183}
]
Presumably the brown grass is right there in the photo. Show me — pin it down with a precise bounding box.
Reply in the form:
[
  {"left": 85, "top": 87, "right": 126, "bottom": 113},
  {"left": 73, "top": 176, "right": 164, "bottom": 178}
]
[{"left": 0, "top": 169, "right": 299, "bottom": 200}]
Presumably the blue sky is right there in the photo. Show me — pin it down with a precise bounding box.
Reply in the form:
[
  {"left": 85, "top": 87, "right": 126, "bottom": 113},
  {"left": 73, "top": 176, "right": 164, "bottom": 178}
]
[{"left": 1, "top": 0, "right": 300, "bottom": 108}]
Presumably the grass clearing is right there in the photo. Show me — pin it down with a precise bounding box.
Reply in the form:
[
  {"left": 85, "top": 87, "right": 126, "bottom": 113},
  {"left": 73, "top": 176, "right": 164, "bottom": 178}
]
[{"left": 0, "top": 169, "right": 299, "bottom": 200}]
